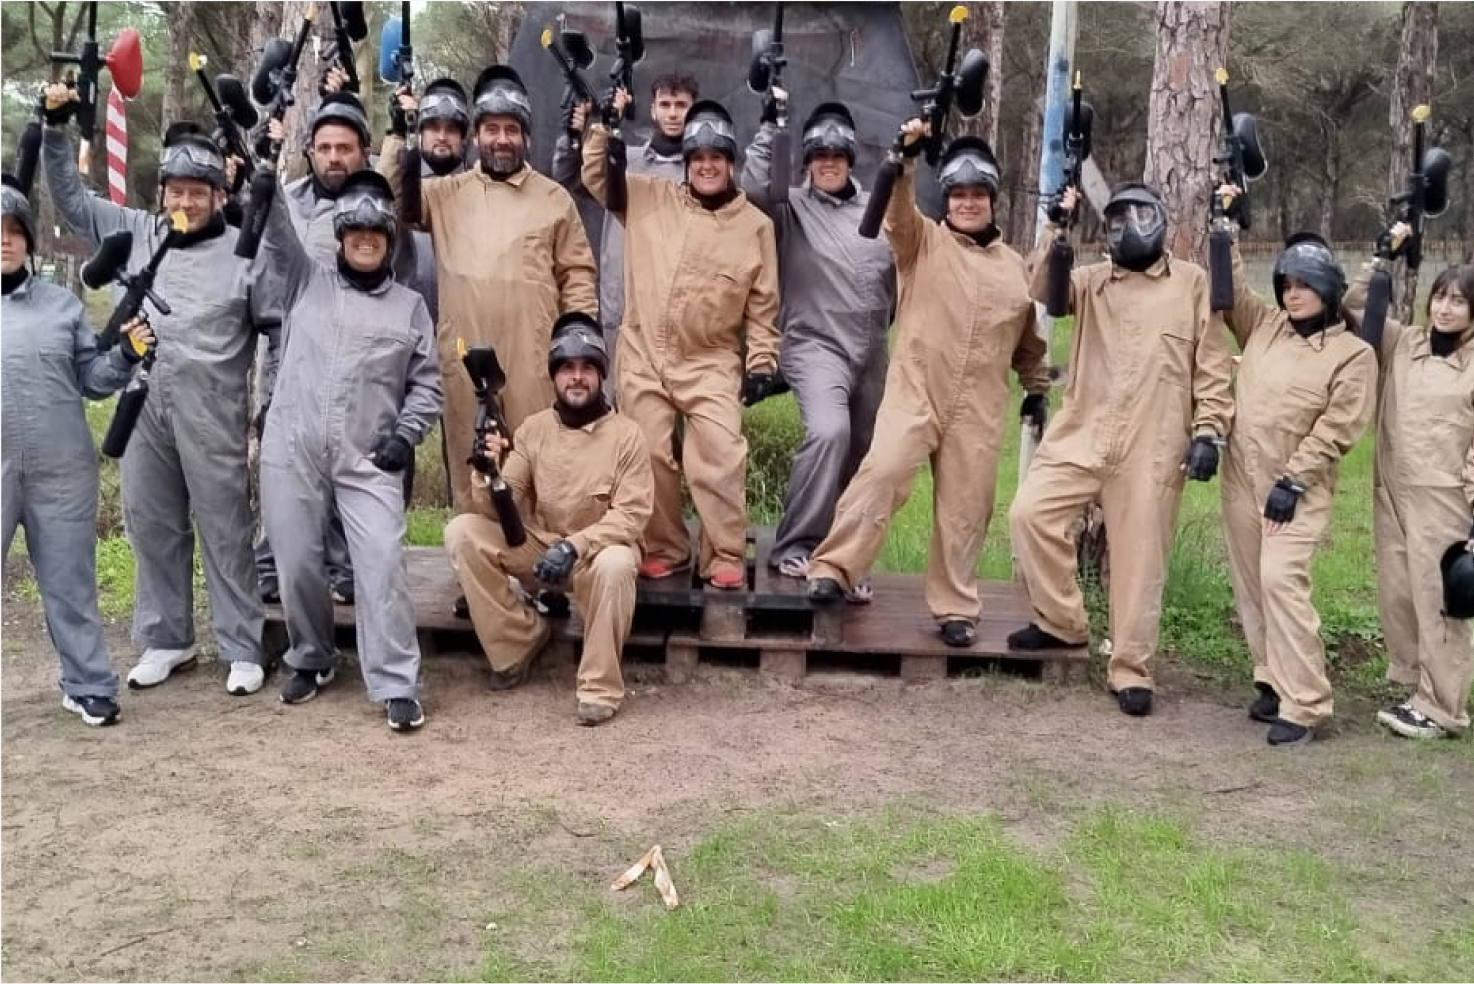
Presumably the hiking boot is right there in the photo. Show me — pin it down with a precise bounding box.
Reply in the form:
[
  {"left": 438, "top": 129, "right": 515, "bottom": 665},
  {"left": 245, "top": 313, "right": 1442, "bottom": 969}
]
[
  {"left": 1115, "top": 687, "right": 1154, "bottom": 717},
  {"left": 1007, "top": 623, "right": 1077, "bottom": 651},
  {"left": 1248, "top": 682, "right": 1279, "bottom": 723},
  {"left": 280, "top": 666, "right": 334, "bottom": 705},
  {"left": 126, "top": 648, "right": 197, "bottom": 689},
  {"left": 806, "top": 577, "right": 843, "bottom": 604},
  {"left": 1376, "top": 702, "right": 1448, "bottom": 740},
  {"left": 940, "top": 619, "right": 977, "bottom": 648},
  {"left": 1267, "top": 718, "right": 1314, "bottom": 747},
  {"left": 453, "top": 594, "right": 470, "bottom": 620},
  {"left": 709, "top": 562, "right": 745, "bottom": 590},
  {"left": 227, "top": 661, "right": 266, "bottom": 696},
  {"left": 330, "top": 578, "right": 355, "bottom": 605},
  {"left": 62, "top": 694, "right": 120, "bottom": 727},
  {"left": 386, "top": 697, "right": 425, "bottom": 731},
  {"left": 487, "top": 659, "right": 532, "bottom": 692},
  {"left": 576, "top": 702, "right": 617, "bottom": 726},
  {"left": 259, "top": 574, "right": 281, "bottom": 604}
]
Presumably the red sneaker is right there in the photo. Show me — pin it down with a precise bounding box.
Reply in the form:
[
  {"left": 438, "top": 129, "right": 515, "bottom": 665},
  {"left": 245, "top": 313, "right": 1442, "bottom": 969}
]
[
  {"left": 638, "top": 558, "right": 682, "bottom": 579},
  {"left": 708, "top": 562, "right": 745, "bottom": 590}
]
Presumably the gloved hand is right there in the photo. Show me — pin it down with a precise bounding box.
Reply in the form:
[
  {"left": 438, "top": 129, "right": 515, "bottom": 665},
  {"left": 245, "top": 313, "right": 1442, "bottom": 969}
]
[
  {"left": 368, "top": 432, "right": 414, "bottom": 473},
  {"left": 1263, "top": 477, "right": 1304, "bottom": 525},
  {"left": 41, "top": 92, "right": 75, "bottom": 127},
  {"left": 533, "top": 539, "right": 578, "bottom": 586},
  {"left": 760, "top": 91, "right": 780, "bottom": 126},
  {"left": 1020, "top": 393, "right": 1048, "bottom": 438},
  {"left": 1182, "top": 435, "right": 1220, "bottom": 482},
  {"left": 741, "top": 372, "right": 777, "bottom": 407},
  {"left": 388, "top": 98, "right": 408, "bottom": 138}
]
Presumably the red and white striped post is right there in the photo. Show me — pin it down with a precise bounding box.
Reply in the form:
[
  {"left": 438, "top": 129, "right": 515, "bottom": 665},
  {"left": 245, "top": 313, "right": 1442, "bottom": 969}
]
[{"left": 105, "top": 86, "right": 128, "bottom": 205}]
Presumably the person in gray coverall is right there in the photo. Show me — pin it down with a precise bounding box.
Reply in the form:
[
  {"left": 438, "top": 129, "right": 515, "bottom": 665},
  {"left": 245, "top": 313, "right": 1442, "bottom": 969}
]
[
  {"left": 2, "top": 176, "right": 153, "bottom": 727},
  {"left": 42, "top": 100, "right": 278, "bottom": 698},
  {"left": 740, "top": 97, "right": 896, "bottom": 595},
  {"left": 259, "top": 169, "right": 442, "bottom": 732}
]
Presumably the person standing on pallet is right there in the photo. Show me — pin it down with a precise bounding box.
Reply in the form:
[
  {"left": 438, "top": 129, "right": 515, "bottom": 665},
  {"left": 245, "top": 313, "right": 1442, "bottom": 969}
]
[
  {"left": 1008, "top": 184, "right": 1236, "bottom": 718},
  {"left": 444, "top": 316, "right": 652, "bottom": 726},
  {"left": 805, "top": 120, "right": 1049, "bottom": 647},
  {"left": 581, "top": 89, "right": 781, "bottom": 590},
  {"left": 739, "top": 94, "right": 897, "bottom": 600}
]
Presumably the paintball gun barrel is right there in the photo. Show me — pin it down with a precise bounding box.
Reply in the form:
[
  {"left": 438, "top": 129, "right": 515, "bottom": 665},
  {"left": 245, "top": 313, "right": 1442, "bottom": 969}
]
[
  {"left": 459, "top": 340, "right": 527, "bottom": 547},
  {"left": 1044, "top": 72, "right": 1093, "bottom": 318}
]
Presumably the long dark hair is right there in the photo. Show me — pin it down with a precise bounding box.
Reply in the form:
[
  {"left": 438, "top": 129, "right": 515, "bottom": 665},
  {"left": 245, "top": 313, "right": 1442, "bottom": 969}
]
[{"left": 1427, "top": 265, "right": 1474, "bottom": 321}]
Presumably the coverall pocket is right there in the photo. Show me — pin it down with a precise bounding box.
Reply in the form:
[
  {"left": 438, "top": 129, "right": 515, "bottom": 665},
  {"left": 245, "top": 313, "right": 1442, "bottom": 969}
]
[
  {"left": 687, "top": 272, "right": 745, "bottom": 350},
  {"left": 1158, "top": 331, "right": 1196, "bottom": 385},
  {"left": 1278, "top": 383, "right": 1327, "bottom": 437}
]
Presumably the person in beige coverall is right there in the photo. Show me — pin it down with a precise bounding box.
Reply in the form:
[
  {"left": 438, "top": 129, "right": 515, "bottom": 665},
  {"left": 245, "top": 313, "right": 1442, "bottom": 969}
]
[
  {"left": 805, "top": 122, "right": 1049, "bottom": 647},
  {"left": 1217, "top": 189, "right": 1377, "bottom": 747},
  {"left": 383, "top": 65, "right": 598, "bottom": 514},
  {"left": 444, "top": 315, "right": 653, "bottom": 726},
  {"left": 581, "top": 93, "right": 781, "bottom": 589},
  {"left": 1345, "top": 253, "right": 1474, "bottom": 741},
  {"left": 1009, "top": 183, "right": 1235, "bottom": 717}
]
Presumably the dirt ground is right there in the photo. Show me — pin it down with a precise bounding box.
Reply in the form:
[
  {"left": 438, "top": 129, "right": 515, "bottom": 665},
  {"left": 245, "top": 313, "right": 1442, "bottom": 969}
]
[{"left": 2, "top": 583, "right": 1472, "bottom": 982}]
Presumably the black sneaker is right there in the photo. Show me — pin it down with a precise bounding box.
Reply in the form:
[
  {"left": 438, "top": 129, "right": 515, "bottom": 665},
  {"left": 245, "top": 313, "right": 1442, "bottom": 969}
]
[
  {"left": 1115, "top": 687, "right": 1153, "bottom": 717},
  {"left": 1248, "top": 682, "right": 1279, "bottom": 723},
  {"left": 330, "top": 579, "right": 355, "bottom": 605},
  {"left": 1376, "top": 702, "right": 1448, "bottom": 740},
  {"left": 1267, "top": 718, "right": 1313, "bottom": 746},
  {"left": 259, "top": 574, "right": 281, "bottom": 604},
  {"left": 537, "top": 591, "right": 571, "bottom": 618},
  {"left": 1007, "top": 623, "right": 1077, "bottom": 651},
  {"left": 940, "top": 619, "right": 977, "bottom": 648},
  {"left": 453, "top": 594, "right": 470, "bottom": 620},
  {"left": 487, "top": 659, "right": 532, "bottom": 692},
  {"left": 386, "top": 698, "right": 425, "bottom": 731},
  {"left": 62, "top": 694, "right": 120, "bottom": 727},
  {"left": 280, "top": 667, "right": 334, "bottom": 705},
  {"left": 807, "top": 577, "right": 843, "bottom": 604}
]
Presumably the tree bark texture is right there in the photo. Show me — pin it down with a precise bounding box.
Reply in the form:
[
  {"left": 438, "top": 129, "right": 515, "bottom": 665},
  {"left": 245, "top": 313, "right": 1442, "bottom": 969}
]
[
  {"left": 1385, "top": 0, "right": 1439, "bottom": 321},
  {"left": 960, "top": 1, "right": 1005, "bottom": 148},
  {"left": 160, "top": 1, "right": 197, "bottom": 132}
]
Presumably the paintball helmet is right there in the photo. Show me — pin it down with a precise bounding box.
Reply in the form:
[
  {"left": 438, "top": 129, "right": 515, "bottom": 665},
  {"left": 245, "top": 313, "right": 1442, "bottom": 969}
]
[
  {"left": 1441, "top": 542, "right": 1474, "bottom": 619},
  {"left": 159, "top": 124, "right": 227, "bottom": 190},
  {"left": 1, "top": 174, "right": 37, "bottom": 253},
  {"left": 937, "top": 137, "right": 1000, "bottom": 199},
  {"left": 420, "top": 77, "right": 471, "bottom": 135},
  {"left": 332, "top": 170, "right": 397, "bottom": 245},
  {"left": 1104, "top": 183, "right": 1167, "bottom": 269},
  {"left": 310, "top": 92, "right": 372, "bottom": 148},
  {"left": 801, "top": 103, "right": 857, "bottom": 166},
  {"left": 549, "top": 312, "right": 609, "bottom": 378},
  {"left": 472, "top": 65, "right": 533, "bottom": 133},
  {"left": 682, "top": 100, "right": 738, "bottom": 162},
  {"left": 1273, "top": 233, "right": 1346, "bottom": 317}
]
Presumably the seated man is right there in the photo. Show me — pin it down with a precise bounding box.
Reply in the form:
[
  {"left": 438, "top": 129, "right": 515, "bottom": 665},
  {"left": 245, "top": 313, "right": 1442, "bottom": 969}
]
[{"left": 444, "top": 315, "right": 653, "bottom": 726}]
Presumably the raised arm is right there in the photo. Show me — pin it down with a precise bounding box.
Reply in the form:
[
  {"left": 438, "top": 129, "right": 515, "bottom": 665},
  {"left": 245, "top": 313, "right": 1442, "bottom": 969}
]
[
  {"left": 883, "top": 162, "right": 928, "bottom": 274},
  {"left": 1222, "top": 233, "right": 1274, "bottom": 350},
  {"left": 739, "top": 123, "right": 788, "bottom": 217},
  {"left": 41, "top": 126, "right": 144, "bottom": 245},
  {"left": 259, "top": 175, "right": 314, "bottom": 309}
]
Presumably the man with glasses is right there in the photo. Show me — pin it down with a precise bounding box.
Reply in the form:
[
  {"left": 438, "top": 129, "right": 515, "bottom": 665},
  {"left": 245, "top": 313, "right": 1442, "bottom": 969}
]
[{"left": 42, "top": 94, "right": 279, "bottom": 696}]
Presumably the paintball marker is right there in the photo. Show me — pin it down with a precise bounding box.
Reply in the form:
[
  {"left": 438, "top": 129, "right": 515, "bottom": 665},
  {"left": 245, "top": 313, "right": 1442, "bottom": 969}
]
[
  {"left": 48, "top": 1, "right": 143, "bottom": 172},
  {"left": 1207, "top": 68, "right": 1267, "bottom": 311},
  {"left": 190, "top": 53, "right": 257, "bottom": 193},
  {"left": 859, "top": 5, "right": 988, "bottom": 239},
  {"left": 747, "top": 2, "right": 790, "bottom": 195},
  {"left": 379, "top": 4, "right": 421, "bottom": 224},
  {"left": 323, "top": 2, "right": 368, "bottom": 95},
  {"left": 458, "top": 339, "right": 527, "bottom": 548},
  {"left": 1361, "top": 104, "right": 1452, "bottom": 350},
  {"left": 81, "top": 212, "right": 189, "bottom": 459},
  {"left": 236, "top": 7, "right": 317, "bottom": 259},
  {"left": 542, "top": 16, "right": 598, "bottom": 154},
  {"left": 1044, "top": 71, "right": 1094, "bottom": 318},
  {"left": 600, "top": 2, "right": 645, "bottom": 213}
]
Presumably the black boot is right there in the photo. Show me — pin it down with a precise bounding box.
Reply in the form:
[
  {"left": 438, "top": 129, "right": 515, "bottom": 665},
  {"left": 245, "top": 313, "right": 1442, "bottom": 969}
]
[
  {"left": 453, "top": 595, "right": 470, "bottom": 620},
  {"left": 1115, "top": 687, "right": 1153, "bottom": 716},
  {"left": 940, "top": 619, "right": 976, "bottom": 648},
  {"left": 1007, "top": 623, "right": 1076, "bottom": 651},
  {"left": 807, "top": 577, "right": 843, "bottom": 604},
  {"left": 1248, "top": 682, "right": 1279, "bottom": 723},
  {"left": 1267, "top": 718, "right": 1313, "bottom": 747}
]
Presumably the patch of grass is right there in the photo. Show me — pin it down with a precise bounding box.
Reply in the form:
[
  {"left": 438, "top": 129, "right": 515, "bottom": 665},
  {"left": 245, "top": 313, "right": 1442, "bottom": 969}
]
[{"left": 406, "top": 507, "right": 452, "bottom": 547}]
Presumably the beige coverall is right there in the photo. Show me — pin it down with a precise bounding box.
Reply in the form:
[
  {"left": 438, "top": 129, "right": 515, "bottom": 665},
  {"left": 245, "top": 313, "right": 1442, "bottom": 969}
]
[
  {"left": 381, "top": 137, "right": 599, "bottom": 513},
  {"left": 807, "top": 165, "right": 1048, "bottom": 622},
  {"left": 1221, "top": 243, "right": 1376, "bottom": 729},
  {"left": 1010, "top": 232, "right": 1235, "bottom": 691},
  {"left": 443, "top": 408, "right": 653, "bottom": 709},
  {"left": 1346, "top": 268, "right": 1474, "bottom": 734},
  {"left": 581, "top": 124, "right": 780, "bottom": 576}
]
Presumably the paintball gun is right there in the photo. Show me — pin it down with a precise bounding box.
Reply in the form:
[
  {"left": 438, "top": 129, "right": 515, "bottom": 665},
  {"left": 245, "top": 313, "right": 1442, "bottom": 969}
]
[
  {"left": 458, "top": 339, "right": 527, "bottom": 548},
  {"left": 48, "top": 1, "right": 143, "bottom": 172},
  {"left": 236, "top": 7, "right": 316, "bottom": 259},
  {"left": 747, "top": 2, "right": 790, "bottom": 195},
  {"left": 379, "top": 4, "right": 420, "bottom": 224},
  {"left": 1207, "top": 68, "right": 1267, "bottom": 311},
  {"left": 859, "top": 5, "right": 988, "bottom": 239},
  {"left": 601, "top": 2, "right": 645, "bottom": 212},
  {"left": 190, "top": 53, "right": 257, "bottom": 193},
  {"left": 542, "top": 16, "right": 598, "bottom": 155},
  {"left": 1044, "top": 72, "right": 1094, "bottom": 318},
  {"left": 323, "top": 1, "right": 368, "bottom": 95},
  {"left": 81, "top": 212, "right": 189, "bottom": 459},
  {"left": 1361, "top": 104, "right": 1452, "bottom": 350}
]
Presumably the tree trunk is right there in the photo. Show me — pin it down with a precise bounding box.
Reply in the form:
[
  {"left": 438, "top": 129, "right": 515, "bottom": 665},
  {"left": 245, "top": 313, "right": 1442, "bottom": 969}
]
[
  {"left": 1385, "top": 0, "right": 1439, "bottom": 321},
  {"left": 1318, "top": 126, "right": 1340, "bottom": 239},
  {"left": 1007, "top": 88, "right": 1044, "bottom": 251},
  {"left": 1142, "top": 0, "right": 1231, "bottom": 264},
  {"left": 161, "top": 2, "right": 197, "bottom": 130},
  {"left": 960, "top": 1, "right": 1005, "bottom": 148}
]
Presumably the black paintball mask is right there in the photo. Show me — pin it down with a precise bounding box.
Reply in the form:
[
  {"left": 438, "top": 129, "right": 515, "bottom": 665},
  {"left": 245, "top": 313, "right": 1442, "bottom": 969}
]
[{"left": 1104, "top": 183, "right": 1167, "bottom": 271}]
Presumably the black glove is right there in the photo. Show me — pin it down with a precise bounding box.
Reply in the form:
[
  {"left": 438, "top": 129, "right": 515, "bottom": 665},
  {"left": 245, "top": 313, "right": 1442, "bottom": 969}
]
[
  {"left": 41, "top": 91, "right": 75, "bottom": 127},
  {"left": 1182, "top": 435, "right": 1220, "bottom": 482},
  {"left": 1020, "top": 393, "right": 1048, "bottom": 435},
  {"left": 900, "top": 130, "right": 925, "bottom": 158},
  {"left": 369, "top": 432, "right": 414, "bottom": 473},
  {"left": 1263, "top": 477, "right": 1304, "bottom": 525},
  {"left": 760, "top": 92, "right": 779, "bottom": 126},
  {"left": 1047, "top": 199, "right": 1070, "bottom": 226},
  {"left": 533, "top": 539, "right": 578, "bottom": 586},
  {"left": 741, "top": 372, "right": 777, "bottom": 407},
  {"left": 388, "top": 98, "right": 408, "bottom": 138}
]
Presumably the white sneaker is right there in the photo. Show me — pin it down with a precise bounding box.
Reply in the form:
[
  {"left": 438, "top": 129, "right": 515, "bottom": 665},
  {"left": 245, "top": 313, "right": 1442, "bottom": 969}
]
[
  {"left": 126, "top": 648, "right": 197, "bottom": 689},
  {"left": 226, "top": 661, "right": 266, "bottom": 696}
]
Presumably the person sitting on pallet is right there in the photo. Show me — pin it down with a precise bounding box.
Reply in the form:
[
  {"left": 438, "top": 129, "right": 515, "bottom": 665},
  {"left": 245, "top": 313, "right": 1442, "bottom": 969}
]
[
  {"left": 444, "top": 316, "right": 654, "bottom": 726},
  {"left": 805, "top": 121, "right": 1049, "bottom": 649}
]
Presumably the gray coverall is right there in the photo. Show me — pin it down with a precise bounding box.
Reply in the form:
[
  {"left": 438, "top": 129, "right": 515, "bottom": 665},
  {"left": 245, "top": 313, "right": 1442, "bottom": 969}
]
[
  {"left": 740, "top": 122, "right": 897, "bottom": 567},
  {"left": 2, "top": 274, "right": 135, "bottom": 698},
  {"left": 257, "top": 185, "right": 443, "bottom": 702},
  {"left": 42, "top": 127, "right": 274, "bottom": 666}
]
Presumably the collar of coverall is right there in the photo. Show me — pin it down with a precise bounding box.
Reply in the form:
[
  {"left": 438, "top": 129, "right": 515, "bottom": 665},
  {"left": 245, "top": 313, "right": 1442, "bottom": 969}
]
[
  {"left": 1420, "top": 325, "right": 1474, "bottom": 366},
  {"left": 2, "top": 267, "right": 32, "bottom": 297},
  {"left": 1105, "top": 252, "right": 1171, "bottom": 283},
  {"left": 476, "top": 161, "right": 531, "bottom": 187},
  {"left": 804, "top": 176, "right": 860, "bottom": 205}
]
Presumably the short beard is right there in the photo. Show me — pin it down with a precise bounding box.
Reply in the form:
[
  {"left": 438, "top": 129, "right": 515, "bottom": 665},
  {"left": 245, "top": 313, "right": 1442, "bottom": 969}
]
[{"left": 479, "top": 146, "right": 525, "bottom": 178}]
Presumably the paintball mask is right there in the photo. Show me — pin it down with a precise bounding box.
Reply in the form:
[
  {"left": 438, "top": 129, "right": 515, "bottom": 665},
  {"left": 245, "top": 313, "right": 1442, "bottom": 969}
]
[
  {"left": 682, "top": 100, "right": 738, "bottom": 162},
  {"left": 159, "top": 133, "right": 227, "bottom": 190},
  {"left": 937, "top": 137, "right": 1000, "bottom": 198},
  {"left": 332, "top": 171, "right": 397, "bottom": 245},
  {"left": 420, "top": 78, "right": 471, "bottom": 136},
  {"left": 472, "top": 66, "right": 533, "bottom": 133},
  {"left": 801, "top": 103, "right": 857, "bottom": 165},
  {"left": 1104, "top": 184, "right": 1167, "bottom": 270},
  {"left": 549, "top": 312, "right": 609, "bottom": 378}
]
